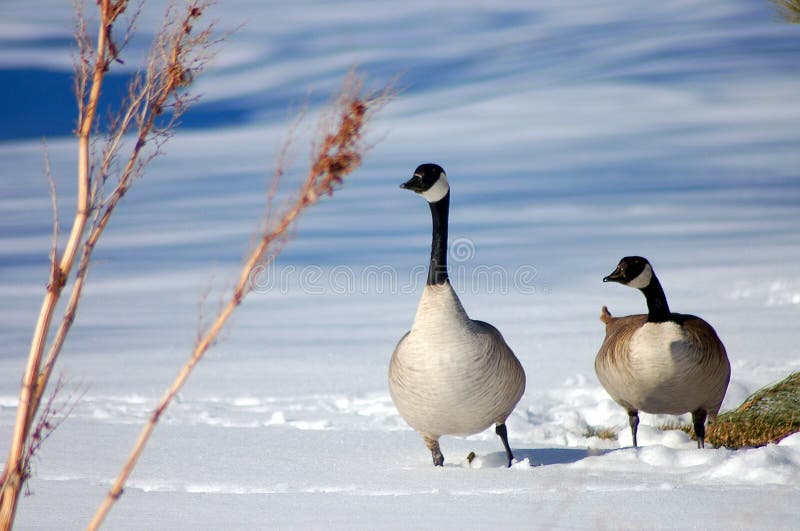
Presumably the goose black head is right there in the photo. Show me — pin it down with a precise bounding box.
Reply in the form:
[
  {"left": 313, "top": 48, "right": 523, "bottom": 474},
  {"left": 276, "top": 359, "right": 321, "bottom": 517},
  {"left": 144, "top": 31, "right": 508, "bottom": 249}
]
[
  {"left": 603, "top": 256, "right": 653, "bottom": 289},
  {"left": 401, "top": 163, "right": 449, "bottom": 203}
]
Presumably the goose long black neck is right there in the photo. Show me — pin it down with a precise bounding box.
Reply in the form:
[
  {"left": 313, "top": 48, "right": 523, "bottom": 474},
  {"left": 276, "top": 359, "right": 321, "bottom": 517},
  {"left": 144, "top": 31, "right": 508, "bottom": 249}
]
[
  {"left": 427, "top": 191, "right": 450, "bottom": 285},
  {"left": 641, "top": 275, "right": 672, "bottom": 322}
]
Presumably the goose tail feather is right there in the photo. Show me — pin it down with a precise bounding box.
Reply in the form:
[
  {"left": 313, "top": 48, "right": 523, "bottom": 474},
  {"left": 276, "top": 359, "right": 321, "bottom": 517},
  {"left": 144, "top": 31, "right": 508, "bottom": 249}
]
[{"left": 600, "top": 305, "right": 613, "bottom": 324}]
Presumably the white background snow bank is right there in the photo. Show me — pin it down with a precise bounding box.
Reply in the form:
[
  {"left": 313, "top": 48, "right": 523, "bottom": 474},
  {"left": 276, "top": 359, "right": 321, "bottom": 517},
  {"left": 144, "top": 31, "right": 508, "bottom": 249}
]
[{"left": 1, "top": 1, "right": 799, "bottom": 529}]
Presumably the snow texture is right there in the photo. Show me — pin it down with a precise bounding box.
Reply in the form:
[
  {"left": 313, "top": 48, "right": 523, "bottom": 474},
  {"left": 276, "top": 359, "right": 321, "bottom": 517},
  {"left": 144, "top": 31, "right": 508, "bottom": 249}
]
[{"left": 1, "top": 0, "right": 800, "bottom": 529}]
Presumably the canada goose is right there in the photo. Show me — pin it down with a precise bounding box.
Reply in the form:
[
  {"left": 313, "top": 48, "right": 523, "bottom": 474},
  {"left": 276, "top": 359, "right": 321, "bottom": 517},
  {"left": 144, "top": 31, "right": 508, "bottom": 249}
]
[
  {"left": 595, "top": 256, "right": 730, "bottom": 448},
  {"left": 388, "top": 163, "right": 526, "bottom": 467}
]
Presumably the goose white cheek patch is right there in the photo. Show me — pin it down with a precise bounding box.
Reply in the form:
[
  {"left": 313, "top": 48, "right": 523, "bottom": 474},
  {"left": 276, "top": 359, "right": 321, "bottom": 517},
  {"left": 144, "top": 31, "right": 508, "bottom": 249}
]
[
  {"left": 628, "top": 263, "right": 653, "bottom": 289},
  {"left": 421, "top": 173, "right": 450, "bottom": 203}
]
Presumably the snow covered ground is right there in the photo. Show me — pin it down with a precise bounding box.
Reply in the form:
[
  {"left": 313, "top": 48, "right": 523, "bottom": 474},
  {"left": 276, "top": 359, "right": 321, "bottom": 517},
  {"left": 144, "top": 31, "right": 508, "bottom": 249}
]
[{"left": 1, "top": 0, "right": 800, "bottom": 528}]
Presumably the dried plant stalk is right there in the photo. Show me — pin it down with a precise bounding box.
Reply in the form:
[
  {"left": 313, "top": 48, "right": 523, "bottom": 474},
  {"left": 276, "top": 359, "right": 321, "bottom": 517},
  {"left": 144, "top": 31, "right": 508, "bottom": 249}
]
[
  {"left": 0, "top": 0, "right": 111, "bottom": 524},
  {"left": 0, "top": 1, "right": 216, "bottom": 528},
  {"left": 87, "top": 73, "right": 390, "bottom": 530},
  {"left": 31, "top": 0, "right": 216, "bottom": 427}
]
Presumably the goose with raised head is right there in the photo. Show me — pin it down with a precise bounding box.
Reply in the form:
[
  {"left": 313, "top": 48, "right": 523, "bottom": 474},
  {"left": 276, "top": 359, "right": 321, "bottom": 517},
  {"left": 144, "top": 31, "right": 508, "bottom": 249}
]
[
  {"left": 388, "top": 163, "right": 526, "bottom": 467},
  {"left": 596, "top": 256, "right": 731, "bottom": 448}
]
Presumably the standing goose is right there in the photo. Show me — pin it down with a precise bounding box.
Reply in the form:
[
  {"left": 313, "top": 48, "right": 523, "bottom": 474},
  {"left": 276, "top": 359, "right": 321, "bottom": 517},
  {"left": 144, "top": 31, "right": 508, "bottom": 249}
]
[
  {"left": 388, "top": 163, "right": 526, "bottom": 467},
  {"left": 595, "top": 256, "right": 730, "bottom": 448}
]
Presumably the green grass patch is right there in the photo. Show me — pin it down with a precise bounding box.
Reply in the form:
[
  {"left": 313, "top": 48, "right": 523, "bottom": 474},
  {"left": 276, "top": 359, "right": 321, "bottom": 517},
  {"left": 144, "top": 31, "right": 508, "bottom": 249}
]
[
  {"left": 771, "top": 0, "right": 800, "bottom": 23},
  {"left": 584, "top": 426, "right": 618, "bottom": 441},
  {"left": 707, "top": 371, "right": 800, "bottom": 449},
  {"left": 658, "top": 420, "right": 692, "bottom": 436},
  {"left": 591, "top": 372, "right": 800, "bottom": 448}
]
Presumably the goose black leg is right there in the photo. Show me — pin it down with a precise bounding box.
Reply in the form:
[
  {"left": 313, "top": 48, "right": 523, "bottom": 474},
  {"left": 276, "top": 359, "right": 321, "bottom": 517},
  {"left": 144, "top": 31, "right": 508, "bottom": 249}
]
[
  {"left": 495, "top": 423, "right": 514, "bottom": 467},
  {"left": 424, "top": 436, "right": 444, "bottom": 466},
  {"left": 628, "top": 410, "right": 640, "bottom": 448},
  {"left": 692, "top": 409, "right": 707, "bottom": 449}
]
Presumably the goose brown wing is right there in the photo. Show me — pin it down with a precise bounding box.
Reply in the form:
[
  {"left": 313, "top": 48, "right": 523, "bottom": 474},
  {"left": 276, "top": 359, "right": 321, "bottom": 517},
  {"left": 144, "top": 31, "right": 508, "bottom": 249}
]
[{"left": 596, "top": 313, "right": 647, "bottom": 369}]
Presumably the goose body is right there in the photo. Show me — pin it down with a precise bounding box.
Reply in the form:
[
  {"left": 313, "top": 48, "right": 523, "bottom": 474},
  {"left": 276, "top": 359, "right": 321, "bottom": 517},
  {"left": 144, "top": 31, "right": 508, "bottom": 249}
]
[
  {"left": 390, "top": 283, "right": 525, "bottom": 437},
  {"left": 595, "top": 257, "right": 730, "bottom": 448},
  {"left": 388, "top": 164, "right": 526, "bottom": 466}
]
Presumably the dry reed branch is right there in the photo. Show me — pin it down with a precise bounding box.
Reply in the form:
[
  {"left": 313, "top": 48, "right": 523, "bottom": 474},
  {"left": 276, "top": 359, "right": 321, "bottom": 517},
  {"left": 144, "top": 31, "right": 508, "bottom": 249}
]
[
  {"left": 31, "top": 0, "right": 217, "bottom": 422},
  {"left": 21, "top": 376, "right": 85, "bottom": 497},
  {"left": 0, "top": 0, "right": 111, "bottom": 520},
  {"left": 87, "top": 72, "right": 390, "bottom": 531},
  {"left": 0, "top": 1, "right": 217, "bottom": 527}
]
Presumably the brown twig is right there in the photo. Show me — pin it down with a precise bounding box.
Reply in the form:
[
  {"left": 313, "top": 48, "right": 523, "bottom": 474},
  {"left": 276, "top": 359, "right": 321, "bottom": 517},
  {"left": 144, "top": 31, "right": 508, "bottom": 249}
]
[
  {"left": 22, "top": 375, "right": 86, "bottom": 497},
  {"left": 44, "top": 144, "right": 60, "bottom": 300},
  {"left": 31, "top": 0, "right": 217, "bottom": 424},
  {"left": 87, "top": 72, "right": 391, "bottom": 530},
  {"left": 0, "top": 2, "right": 218, "bottom": 527},
  {"left": 0, "top": 1, "right": 113, "bottom": 525}
]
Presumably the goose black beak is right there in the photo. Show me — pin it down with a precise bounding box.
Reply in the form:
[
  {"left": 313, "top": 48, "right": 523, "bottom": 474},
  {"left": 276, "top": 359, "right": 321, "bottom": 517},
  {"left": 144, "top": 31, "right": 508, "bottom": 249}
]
[
  {"left": 400, "top": 174, "right": 425, "bottom": 193},
  {"left": 603, "top": 267, "right": 625, "bottom": 283}
]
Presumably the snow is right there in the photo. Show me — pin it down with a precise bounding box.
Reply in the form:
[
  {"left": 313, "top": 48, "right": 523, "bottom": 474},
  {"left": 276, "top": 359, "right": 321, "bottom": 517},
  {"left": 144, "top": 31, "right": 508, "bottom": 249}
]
[{"left": 2, "top": 0, "right": 800, "bottom": 529}]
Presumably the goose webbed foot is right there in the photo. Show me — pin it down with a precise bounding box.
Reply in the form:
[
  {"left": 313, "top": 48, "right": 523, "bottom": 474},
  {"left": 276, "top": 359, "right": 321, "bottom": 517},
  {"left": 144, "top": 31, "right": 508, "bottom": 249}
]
[
  {"left": 424, "top": 436, "right": 444, "bottom": 466},
  {"left": 692, "top": 409, "right": 707, "bottom": 449},
  {"left": 628, "top": 410, "right": 640, "bottom": 448},
  {"left": 495, "top": 423, "right": 514, "bottom": 467}
]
